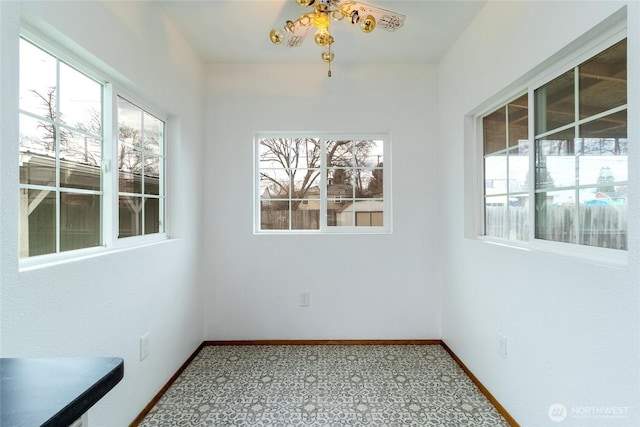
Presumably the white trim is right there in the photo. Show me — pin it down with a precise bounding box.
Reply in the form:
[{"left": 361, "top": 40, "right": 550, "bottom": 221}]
[
  {"left": 20, "top": 28, "right": 108, "bottom": 87},
  {"left": 479, "top": 235, "right": 627, "bottom": 269},
  {"left": 533, "top": 104, "right": 628, "bottom": 140},
  {"left": 471, "top": 11, "right": 629, "bottom": 264},
  {"left": 114, "top": 94, "right": 167, "bottom": 239},
  {"left": 528, "top": 27, "right": 627, "bottom": 97},
  {"left": 103, "top": 83, "right": 116, "bottom": 249},
  {"left": 254, "top": 132, "right": 392, "bottom": 235},
  {"left": 115, "top": 94, "right": 168, "bottom": 128},
  {"left": 528, "top": 87, "right": 536, "bottom": 243},
  {"left": 19, "top": 233, "right": 170, "bottom": 272},
  {"left": 18, "top": 27, "right": 169, "bottom": 265},
  {"left": 478, "top": 92, "right": 529, "bottom": 238}
]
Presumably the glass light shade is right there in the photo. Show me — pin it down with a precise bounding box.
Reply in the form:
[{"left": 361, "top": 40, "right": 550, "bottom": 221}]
[
  {"left": 313, "top": 12, "right": 330, "bottom": 29},
  {"left": 314, "top": 28, "right": 333, "bottom": 46},
  {"left": 360, "top": 15, "right": 376, "bottom": 33},
  {"left": 270, "top": 29, "right": 285, "bottom": 45},
  {"left": 321, "top": 49, "right": 335, "bottom": 63}
]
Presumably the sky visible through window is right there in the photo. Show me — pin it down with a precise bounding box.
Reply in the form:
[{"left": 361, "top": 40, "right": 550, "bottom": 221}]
[{"left": 19, "top": 39, "right": 101, "bottom": 127}]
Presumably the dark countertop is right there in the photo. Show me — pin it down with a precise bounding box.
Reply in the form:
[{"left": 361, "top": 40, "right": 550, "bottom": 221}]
[{"left": 1, "top": 357, "right": 124, "bottom": 427}]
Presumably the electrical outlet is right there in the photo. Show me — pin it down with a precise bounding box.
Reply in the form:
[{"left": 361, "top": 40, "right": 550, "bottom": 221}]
[
  {"left": 140, "top": 333, "right": 150, "bottom": 361},
  {"left": 497, "top": 333, "right": 507, "bottom": 358},
  {"left": 299, "top": 291, "right": 310, "bottom": 307}
]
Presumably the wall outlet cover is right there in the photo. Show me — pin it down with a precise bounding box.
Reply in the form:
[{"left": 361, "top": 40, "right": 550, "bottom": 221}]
[
  {"left": 299, "top": 291, "right": 310, "bottom": 307},
  {"left": 497, "top": 334, "right": 507, "bottom": 358},
  {"left": 140, "top": 333, "right": 150, "bottom": 361}
]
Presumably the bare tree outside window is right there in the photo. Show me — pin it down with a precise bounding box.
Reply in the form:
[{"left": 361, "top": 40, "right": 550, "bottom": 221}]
[
  {"left": 18, "top": 36, "right": 167, "bottom": 260},
  {"left": 18, "top": 38, "right": 103, "bottom": 257},
  {"left": 258, "top": 137, "right": 386, "bottom": 231},
  {"left": 117, "top": 97, "right": 165, "bottom": 238}
]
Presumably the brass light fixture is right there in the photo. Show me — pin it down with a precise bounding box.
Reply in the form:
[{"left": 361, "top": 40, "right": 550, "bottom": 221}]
[{"left": 270, "top": 0, "right": 405, "bottom": 77}]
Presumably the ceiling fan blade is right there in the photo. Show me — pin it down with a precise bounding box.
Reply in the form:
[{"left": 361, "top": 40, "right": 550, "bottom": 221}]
[{"left": 346, "top": 2, "right": 406, "bottom": 31}]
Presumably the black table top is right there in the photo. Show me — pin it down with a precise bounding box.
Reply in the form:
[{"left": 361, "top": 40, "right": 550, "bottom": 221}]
[{"left": 1, "top": 357, "right": 124, "bottom": 427}]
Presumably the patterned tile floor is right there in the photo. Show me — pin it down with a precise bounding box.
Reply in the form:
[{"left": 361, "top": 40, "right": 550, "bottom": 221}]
[{"left": 139, "top": 345, "right": 510, "bottom": 426}]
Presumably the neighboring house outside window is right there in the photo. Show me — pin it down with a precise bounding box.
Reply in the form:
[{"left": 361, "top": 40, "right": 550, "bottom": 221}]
[
  {"left": 18, "top": 35, "right": 167, "bottom": 261},
  {"left": 19, "top": 38, "right": 104, "bottom": 257},
  {"left": 256, "top": 135, "right": 389, "bottom": 233}
]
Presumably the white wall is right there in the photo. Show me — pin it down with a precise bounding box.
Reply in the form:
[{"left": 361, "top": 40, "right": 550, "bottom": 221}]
[
  {"left": 438, "top": 2, "right": 639, "bottom": 426},
  {"left": 203, "top": 63, "right": 442, "bottom": 340},
  {"left": 0, "top": 2, "right": 205, "bottom": 426},
  {"left": 3, "top": 1, "right": 637, "bottom": 426}
]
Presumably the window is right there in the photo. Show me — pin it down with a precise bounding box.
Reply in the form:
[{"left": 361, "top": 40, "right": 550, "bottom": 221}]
[
  {"left": 19, "top": 38, "right": 104, "bottom": 257},
  {"left": 483, "top": 94, "right": 529, "bottom": 241},
  {"left": 481, "top": 36, "right": 627, "bottom": 251},
  {"left": 18, "top": 35, "right": 167, "bottom": 260},
  {"left": 256, "top": 135, "right": 389, "bottom": 233},
  {"left": 534, "top": 39, "right": 627, "bottom": 250},
  {"left": 117, "top": 97, "right": 165, "bottom": 238}
]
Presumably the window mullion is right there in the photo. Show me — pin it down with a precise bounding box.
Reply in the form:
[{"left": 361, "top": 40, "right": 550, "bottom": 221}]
[
  {"left": 528, "top": 88, "right": 536, "bottom": 243},
  {"left": 141, "top": 113, "right": 146, "bottom": 235},
  {"left": 351, "top": 142, "right": 356, "bottom": 226},
  {"left": 504, "top": 105, "right": 511, "bottom": 238},
  {"left": 159, "top": 129, "right": 166, "bottom": 233},
  {"left": 384, "top": 137, "right": 391, "bottom": 232},
  {"left": 55, "top": 57, "right": 61, "bottom": 254},
  {"left": 573, "top": 66, "right": 580, "bottom": 245},
  {"left": 320, "top": 140, "right": 327, "bottom": 231},
  {"left": 288, "top": 167, "right": 292, "bottom": 231},
  {"left": 103, "top": 84, "right": 116, "bottom": 246}
]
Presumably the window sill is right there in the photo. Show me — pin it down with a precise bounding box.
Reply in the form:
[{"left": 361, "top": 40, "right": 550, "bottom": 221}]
[
  {"left": 477, "top": 236, "right": 627, "bottom": 269},
  {"left": 254, "top": 228, "right": 392, "bottom": 235},
  {"left": 19, "top": 234, "right": 170, "bottom": 272}
]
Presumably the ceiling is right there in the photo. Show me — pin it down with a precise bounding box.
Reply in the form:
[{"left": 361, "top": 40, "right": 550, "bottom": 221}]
[{"left": 158, "top": 0, "right": 486, "bottom": 65}]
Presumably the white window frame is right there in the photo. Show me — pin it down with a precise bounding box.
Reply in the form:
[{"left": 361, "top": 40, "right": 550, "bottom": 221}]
[
  {"left": 473, "top": 18, "right": 628, "bottom": 266},
  {"left": 19, "top": 28, "right": 168, "bottom": 270},
  {"left": 481, "top": 93, "right": 530, "bottom": 242},
  {"left": 115, "top": 95, "right": 167, "bottom": 240},
  {"left": 254, "top": 132, "right": 392, "bottom": 234}
]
